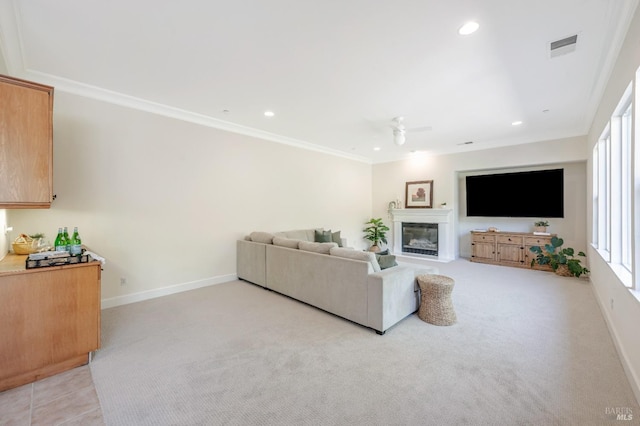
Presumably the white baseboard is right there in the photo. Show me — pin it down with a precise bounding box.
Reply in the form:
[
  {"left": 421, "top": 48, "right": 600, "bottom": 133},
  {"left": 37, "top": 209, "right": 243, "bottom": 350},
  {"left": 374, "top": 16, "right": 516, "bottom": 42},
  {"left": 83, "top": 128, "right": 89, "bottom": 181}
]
[
  {"left": 590, "top": 282, "right": 640, "bottom": 406},
  {"left": 100, "top": 273, "right": 238, "bottom": 309}
]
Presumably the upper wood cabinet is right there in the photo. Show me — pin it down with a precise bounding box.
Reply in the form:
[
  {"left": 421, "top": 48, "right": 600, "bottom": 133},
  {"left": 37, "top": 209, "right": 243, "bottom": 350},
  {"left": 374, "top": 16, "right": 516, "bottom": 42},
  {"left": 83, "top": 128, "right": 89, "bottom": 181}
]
[{"left": 0, "top": 74, "right": 54, "bottom": 208}]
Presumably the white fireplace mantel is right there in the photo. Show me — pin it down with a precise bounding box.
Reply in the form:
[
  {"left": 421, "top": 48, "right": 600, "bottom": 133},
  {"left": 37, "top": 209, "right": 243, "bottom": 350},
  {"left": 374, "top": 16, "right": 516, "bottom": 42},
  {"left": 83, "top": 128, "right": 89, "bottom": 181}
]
[{"left": 390, "top": 208, "right": 454, "bottom": 262}]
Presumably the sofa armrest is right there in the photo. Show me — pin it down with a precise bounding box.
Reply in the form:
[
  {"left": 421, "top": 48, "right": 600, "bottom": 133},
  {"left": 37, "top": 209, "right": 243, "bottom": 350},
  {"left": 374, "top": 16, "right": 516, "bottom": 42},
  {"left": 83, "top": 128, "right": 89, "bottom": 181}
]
[
  {"left": 366, "top": 266, "right": 420, "bottom": 333},
  {"left": 237, "top": 240, "right": 267, "bottom": 286}
]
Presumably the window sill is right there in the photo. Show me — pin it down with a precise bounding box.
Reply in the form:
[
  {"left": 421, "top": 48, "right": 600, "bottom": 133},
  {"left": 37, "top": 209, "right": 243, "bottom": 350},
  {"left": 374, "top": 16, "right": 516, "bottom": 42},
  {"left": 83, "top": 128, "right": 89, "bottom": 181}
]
[
  {"left": 608, "top": 262, "right": 633, "bottom": 288},
  {"left": 591, "top": 243, "right": 634, "bottom": 290}
]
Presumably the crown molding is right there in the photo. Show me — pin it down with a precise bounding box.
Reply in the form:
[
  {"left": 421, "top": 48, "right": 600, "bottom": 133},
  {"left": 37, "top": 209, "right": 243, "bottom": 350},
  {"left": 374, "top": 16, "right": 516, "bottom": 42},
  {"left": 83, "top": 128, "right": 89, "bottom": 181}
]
[{"left": 20, "top": 69, "right": 373, "bottom": 165}]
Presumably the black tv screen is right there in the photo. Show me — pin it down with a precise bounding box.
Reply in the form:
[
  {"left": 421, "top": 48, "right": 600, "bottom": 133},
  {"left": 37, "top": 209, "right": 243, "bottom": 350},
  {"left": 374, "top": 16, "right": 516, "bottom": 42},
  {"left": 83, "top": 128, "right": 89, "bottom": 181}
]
[{"left": 466, "top": 169, "right": 564, "bottom": 218}]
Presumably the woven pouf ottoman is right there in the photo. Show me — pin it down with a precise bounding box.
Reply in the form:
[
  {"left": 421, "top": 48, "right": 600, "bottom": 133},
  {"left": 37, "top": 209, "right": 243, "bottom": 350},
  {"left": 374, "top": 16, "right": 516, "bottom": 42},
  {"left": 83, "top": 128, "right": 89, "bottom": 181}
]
[{"left": 417, "top": 274, "right": 457, "bottom": 326}]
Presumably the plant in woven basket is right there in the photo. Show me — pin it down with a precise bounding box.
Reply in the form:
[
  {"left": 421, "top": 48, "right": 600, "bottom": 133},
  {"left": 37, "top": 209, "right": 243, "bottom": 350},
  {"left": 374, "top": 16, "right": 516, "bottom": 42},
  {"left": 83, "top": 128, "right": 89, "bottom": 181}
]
[
  {"left": 533, "top": 220, "right": 549, "bottom": 232},
  {"left": 529, "top": 236, "right": 589, "bottom": 278},
  {"left": 363, "top": 218, "right": 389, "bottom": 252}
]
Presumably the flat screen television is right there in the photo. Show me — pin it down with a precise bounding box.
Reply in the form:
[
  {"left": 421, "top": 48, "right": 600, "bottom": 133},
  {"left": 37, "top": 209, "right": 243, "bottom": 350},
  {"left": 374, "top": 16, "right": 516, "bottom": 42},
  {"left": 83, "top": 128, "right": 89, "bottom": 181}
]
[{"left": 465, "top": 169, "right": 564, "bottom": 218}]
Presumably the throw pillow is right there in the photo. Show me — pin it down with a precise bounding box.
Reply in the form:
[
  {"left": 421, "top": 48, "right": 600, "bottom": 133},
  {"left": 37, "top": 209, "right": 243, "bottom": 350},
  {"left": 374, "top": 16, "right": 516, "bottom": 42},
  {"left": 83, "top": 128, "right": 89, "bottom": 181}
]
[
  {"left": 331, "top": 230, "right": 343, "bottom": 247},
  {"left": 314, "top": 229, "right": 332, "bottom": 243},
  {"left": 377, "top": 249, "right": 389, "bottom": 256},
  {"left": 376, "top": 254, "right": 398, "bottom": 270}
]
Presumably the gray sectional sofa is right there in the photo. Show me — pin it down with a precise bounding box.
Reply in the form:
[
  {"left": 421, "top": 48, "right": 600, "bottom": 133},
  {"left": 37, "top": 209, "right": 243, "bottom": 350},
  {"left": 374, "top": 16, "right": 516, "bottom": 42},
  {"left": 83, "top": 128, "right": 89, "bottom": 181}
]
[{"left": 236, "top": 228, "right": 438, "bottom": 334}]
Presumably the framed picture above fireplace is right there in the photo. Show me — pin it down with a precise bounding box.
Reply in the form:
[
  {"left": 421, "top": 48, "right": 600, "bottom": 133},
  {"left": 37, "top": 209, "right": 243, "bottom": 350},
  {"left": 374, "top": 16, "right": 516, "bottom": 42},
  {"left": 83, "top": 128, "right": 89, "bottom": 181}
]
[{"left": 405, "top": 180, "right": 433, "bottom": 208}]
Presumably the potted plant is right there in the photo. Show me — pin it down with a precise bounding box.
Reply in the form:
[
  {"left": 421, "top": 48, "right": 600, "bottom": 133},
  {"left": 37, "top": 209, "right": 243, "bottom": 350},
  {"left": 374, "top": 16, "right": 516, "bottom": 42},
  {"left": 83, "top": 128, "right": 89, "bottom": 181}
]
[
  {"left": 533, "top": 220, "right": 549, "bottom": 233},
  {"left": 363, "top": 218, "right": 389, "bottom": 252},
  {"left": 529, "top": 236, "right": 590, "bottom": 277}
]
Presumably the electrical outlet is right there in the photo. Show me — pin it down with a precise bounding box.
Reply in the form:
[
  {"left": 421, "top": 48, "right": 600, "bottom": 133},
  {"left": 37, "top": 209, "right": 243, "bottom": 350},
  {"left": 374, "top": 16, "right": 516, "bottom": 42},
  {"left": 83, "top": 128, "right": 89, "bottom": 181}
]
[{"left": 120, "top": 277, "right": 127, "bottom": 286}]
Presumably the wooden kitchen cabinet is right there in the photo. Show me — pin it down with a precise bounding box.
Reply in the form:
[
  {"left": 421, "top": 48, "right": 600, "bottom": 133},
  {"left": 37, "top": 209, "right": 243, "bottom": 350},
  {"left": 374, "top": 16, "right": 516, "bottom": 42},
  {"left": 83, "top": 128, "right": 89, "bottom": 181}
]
[
  {"left": 471, "top": 231, "right": 554, "bottom": 270},
  {"left": 0, "top": 254, "right": 101, "bottom": 391},
  {"left": 0, "top": 74, "right": 54, "bottom": 208}
]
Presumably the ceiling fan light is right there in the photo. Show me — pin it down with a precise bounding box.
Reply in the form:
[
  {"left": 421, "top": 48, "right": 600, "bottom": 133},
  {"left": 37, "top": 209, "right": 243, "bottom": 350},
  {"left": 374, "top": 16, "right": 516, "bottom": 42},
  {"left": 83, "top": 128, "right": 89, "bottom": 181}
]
[{"left": 393, "top": 128, "right": 406, "bottom": 146}]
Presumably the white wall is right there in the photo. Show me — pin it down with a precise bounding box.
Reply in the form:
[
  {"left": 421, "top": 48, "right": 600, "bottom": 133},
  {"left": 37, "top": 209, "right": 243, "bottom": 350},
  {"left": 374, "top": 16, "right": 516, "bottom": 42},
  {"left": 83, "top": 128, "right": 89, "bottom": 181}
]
[
  {"left": 372, "top": 136, "right": 587, "bottom": 259},
  {"left": 7, "top": 92, "right": 372, "bottom": 306},
  {"left": 585, "top": 3, "right": 640, "bottom": 403}
]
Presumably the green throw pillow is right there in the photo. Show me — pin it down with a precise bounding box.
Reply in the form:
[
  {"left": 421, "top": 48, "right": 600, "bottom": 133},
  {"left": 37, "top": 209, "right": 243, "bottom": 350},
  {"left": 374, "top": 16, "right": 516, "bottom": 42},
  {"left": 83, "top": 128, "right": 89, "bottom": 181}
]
[
  {"left": 375, "top": 253, "right": 397, "bottom": 270},
  {"left": 331, "top": 230, "right": 343, "bottom": 247},
  {"left": 315, "top": 229, "right": 332, "bottom": 243}
]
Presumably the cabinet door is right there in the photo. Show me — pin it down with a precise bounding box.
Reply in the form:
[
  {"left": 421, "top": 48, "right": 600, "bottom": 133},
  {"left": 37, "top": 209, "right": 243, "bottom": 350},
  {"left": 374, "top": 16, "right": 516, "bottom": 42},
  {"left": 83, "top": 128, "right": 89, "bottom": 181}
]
[
  {"left": 0, "top": 75, "right": 53, "bottom": 208},
  {"left": 524, "top": 236, "right": 553, "bottom": 270},
  {"left": 471, "top": 241, "right": 495, "bottom": 261},
  {"left": 496, "top": 243, "right": 523, "bottom": 266},
  {"left": 496, "top": 234, "right": 524, "bottom": 266},
  {"left": 0, "top": 264, "right": 101, "bottom": 386}
]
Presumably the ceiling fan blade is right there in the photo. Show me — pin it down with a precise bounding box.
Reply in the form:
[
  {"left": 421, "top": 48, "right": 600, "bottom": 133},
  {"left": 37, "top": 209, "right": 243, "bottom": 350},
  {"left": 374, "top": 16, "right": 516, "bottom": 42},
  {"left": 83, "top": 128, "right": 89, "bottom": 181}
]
[{"left": 407, "top": 125, "right": 433, "bottom": 133}]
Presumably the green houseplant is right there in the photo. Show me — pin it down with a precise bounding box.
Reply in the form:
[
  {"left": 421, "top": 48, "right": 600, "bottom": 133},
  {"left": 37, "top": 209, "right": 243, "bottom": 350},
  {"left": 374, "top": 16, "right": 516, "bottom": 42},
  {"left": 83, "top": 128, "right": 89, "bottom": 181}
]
[
  {"left": 533, "top": 220, "right": 549, "bottom": 233},
  {"left": 529, "top": 236, "right": 589, "bottom": 277},
  {"left": 363, "top": 218, "right": 389, "bottom": 252}
]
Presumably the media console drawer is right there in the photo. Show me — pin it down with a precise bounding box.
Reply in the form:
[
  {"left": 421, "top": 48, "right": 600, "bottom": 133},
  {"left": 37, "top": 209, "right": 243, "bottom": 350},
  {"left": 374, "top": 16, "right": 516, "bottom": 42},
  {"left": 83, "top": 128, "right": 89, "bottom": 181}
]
[{"left": 496, "top": 235, "right": 523, "bottom": 244}]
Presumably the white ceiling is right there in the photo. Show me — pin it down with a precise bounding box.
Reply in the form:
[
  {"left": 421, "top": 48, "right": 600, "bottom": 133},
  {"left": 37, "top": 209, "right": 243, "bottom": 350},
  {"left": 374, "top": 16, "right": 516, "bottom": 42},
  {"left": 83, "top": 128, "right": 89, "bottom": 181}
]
[{"left": 0, "top": 0, "right": 637, "bottom": 163}]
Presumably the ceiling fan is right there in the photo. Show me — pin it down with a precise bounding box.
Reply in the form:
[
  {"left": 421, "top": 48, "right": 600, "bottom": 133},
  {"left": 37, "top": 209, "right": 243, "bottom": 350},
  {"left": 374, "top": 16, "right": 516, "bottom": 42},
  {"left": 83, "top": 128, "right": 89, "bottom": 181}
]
[
  {"left": 391, "top": 116, "right": 432, "bottom": 146},
  {"left": 392, "top": 117, "right": 406, "bottom": 146}
]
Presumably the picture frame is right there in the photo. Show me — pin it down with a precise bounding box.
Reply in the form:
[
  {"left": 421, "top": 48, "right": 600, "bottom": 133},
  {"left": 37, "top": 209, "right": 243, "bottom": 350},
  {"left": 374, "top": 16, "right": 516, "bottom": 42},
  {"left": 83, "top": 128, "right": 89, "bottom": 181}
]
[{"left": 405, "top": 180, "right": 433, "bottom": 208}]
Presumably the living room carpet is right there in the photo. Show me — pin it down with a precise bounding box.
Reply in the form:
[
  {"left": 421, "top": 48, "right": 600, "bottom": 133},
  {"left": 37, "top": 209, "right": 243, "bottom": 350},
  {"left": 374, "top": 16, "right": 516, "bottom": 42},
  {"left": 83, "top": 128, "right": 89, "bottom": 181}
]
[{"left": 90, "top": 260, "right": 639, "bottom": 425}]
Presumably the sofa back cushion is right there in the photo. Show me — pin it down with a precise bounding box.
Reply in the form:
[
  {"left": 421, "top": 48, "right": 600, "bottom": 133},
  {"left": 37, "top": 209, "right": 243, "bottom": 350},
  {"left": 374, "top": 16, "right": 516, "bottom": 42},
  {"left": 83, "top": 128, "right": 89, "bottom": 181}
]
[
  {"left": 272, "top": 237, "right": 303, "bottom": 249},
  {"left": 273, "top": 229, "right": 321, "bottom": 242},
  {"left": 250, "top": 231, "right": 275, "bottom": 244},
  {"left": 329, "top": 247, "right": 381, "bottom": 272},
  {"left": 299, "top": 241, "right": 338, "bottom": 254}
]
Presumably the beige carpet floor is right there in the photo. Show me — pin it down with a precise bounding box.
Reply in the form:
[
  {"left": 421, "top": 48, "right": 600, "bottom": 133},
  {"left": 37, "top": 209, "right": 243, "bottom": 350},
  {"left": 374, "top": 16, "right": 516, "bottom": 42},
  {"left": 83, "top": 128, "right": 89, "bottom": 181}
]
[{"left": 91, "top": 259, "right": 640, "bottom": 425}]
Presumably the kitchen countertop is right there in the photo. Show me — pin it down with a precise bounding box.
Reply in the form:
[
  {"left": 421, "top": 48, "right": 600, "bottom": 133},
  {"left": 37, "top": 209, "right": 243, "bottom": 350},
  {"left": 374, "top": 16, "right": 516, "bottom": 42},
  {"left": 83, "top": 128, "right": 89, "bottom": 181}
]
[{"left": 0, "top": 253, "right": 98, "bottom": 277}]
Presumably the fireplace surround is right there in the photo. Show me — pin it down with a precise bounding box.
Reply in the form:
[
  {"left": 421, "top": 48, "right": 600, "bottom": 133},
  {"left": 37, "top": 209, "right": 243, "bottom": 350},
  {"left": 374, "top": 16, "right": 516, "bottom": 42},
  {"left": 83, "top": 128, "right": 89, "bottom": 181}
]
[{"left": 390, "top": 209, "right": 454, "bottom": 262}]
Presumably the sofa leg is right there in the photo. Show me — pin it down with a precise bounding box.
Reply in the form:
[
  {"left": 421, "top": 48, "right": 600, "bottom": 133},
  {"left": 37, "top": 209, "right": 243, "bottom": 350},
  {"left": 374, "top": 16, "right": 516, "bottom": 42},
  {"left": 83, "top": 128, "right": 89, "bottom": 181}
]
[{"left": 376, "top": 330, "right": 385, "bottom": 335}]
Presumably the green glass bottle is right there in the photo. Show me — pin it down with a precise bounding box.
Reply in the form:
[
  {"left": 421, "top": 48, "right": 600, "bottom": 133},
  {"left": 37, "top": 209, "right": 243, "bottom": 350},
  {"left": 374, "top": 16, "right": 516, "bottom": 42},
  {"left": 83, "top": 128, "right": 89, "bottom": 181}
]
[
  {"left": 70, "top": 227, "right": 82, "bottom": 255},
  {"left": 63, "top": 227, "right": 70, "bottom": 252},
  {"left": 54, "top": 227, "right": 66, "bottom": 252}
]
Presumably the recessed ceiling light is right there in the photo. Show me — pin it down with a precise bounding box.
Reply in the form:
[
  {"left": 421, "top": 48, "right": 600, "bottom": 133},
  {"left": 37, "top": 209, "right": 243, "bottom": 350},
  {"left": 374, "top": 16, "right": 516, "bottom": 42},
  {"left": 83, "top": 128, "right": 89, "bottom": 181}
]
[
  {"left": 512, "top": 121, "right": 523, "bottom": 126},
  {"left": 458, "top": 21, "right": 479, "bottom": 35},
  {"left": 373, "top": 147, "right": 381, "bottom": 151},
  {"left": 264, "top": 111, "right": 275, "bottom": 117}
]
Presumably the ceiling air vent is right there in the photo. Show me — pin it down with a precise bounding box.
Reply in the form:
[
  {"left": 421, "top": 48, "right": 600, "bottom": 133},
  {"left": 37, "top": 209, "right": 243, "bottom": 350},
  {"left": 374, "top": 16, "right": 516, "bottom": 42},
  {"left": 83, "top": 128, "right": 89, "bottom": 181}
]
[{"left": 549, "top": 34, "right": 578, "bottom": 58}]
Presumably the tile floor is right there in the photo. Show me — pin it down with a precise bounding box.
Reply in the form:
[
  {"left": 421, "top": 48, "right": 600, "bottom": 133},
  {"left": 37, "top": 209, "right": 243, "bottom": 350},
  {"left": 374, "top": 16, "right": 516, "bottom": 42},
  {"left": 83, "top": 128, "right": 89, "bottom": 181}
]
[{"left": 0, "top": 366, "right": 104, "bottom": 425}]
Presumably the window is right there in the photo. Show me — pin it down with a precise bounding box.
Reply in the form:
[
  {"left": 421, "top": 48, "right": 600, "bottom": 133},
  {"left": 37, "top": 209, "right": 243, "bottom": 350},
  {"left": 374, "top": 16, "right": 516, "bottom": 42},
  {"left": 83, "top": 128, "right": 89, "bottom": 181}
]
[
  {"left": 620, "top": 103, "right": 632, "bottom": 272},
  {"left": 593, "top": 131, "right": 610, "bottom": 259},
  {"left": 592, "top": 82, "right": 633, "bottom": 289}
]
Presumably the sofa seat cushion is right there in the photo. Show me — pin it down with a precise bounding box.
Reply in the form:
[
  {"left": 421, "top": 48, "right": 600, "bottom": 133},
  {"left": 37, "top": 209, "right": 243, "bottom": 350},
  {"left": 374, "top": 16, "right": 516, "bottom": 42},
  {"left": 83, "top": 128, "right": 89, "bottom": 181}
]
[
  {"left": 273, "top": 237, "right": 303, "bottom": 249},
  {"left": 250, "top": 231, "right": 275, "bottom": 244},
  {"left": 299, "top": 241, "right": 338, "bottom": 254},
  {"left": 330, "top": 247, "right": 381, "bottom": 272}
]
